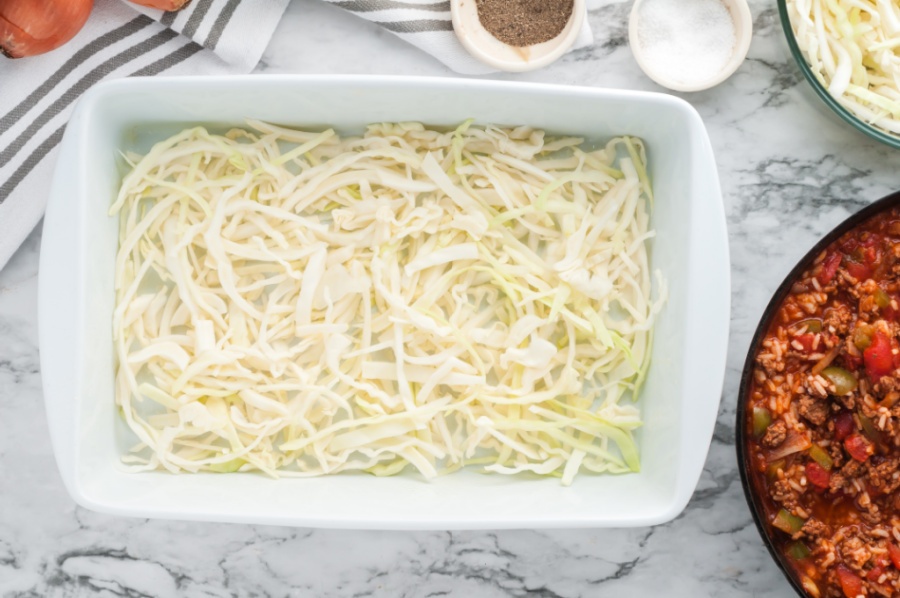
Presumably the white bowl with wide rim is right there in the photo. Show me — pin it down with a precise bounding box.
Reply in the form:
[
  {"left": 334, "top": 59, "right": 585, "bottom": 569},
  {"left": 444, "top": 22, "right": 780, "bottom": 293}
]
[
  {"left": 39, "top": 75, "right": 730, "bottom": 530},
  {"left": 628, "top": 0, "right": 753, "bottom": 93},
  {"left": 451, "top": 0, "right": 586, "bottom": 72}
]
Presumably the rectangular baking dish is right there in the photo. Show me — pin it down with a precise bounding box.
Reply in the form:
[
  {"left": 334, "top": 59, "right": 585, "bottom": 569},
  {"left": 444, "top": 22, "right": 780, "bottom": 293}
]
[{"left": 38, "top": 75, "right": 729, "bottom": 529}]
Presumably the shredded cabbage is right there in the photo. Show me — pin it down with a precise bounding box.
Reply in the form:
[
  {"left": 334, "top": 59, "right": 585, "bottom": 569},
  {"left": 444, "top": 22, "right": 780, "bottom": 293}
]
[
  {"left": 112, "top": 120, "right": 666, "bottom": 485},
  {"left": 788, "top": 0, "right": 900, "bottom": 134}
]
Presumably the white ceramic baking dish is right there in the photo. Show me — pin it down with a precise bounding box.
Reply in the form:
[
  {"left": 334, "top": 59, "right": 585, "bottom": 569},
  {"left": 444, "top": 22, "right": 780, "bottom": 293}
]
[{"left": 39, "top": 76, "right": 729, "bottom": 530}]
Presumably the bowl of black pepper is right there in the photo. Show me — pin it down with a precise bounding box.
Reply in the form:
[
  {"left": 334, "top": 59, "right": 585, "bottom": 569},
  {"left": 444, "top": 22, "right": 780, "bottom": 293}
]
[{"left": 450, "top": 0, "right": 586, "bottom": 72}]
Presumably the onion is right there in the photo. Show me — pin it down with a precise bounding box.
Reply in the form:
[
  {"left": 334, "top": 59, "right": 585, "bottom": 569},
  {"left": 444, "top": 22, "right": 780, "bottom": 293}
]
[
  {"left": 0, "top": 0, "right": 94, "bottom": 59},
  {"left": 811, "top": 345, "right": 840, "bottom": 375},
  {"left": 126, "top": 0, "right": 191, "bottom": 10},
  {"left": 767, "top": 431, "right": 812, "bottom": 461}
]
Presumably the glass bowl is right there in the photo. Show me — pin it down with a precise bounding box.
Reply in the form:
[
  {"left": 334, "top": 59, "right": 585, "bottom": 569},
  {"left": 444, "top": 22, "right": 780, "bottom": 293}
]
[{"left": 777, "top": 0, "right": 900, "bottom": 149}]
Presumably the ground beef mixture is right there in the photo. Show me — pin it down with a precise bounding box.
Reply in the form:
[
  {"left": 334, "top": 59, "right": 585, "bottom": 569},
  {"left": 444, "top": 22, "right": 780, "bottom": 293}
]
[{"left": 747, "top": 208, "right": 900, "bottom": 598}]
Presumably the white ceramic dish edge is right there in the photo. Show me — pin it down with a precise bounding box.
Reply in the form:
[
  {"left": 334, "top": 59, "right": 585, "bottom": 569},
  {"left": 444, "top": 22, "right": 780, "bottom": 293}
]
[{"left": 39, "top": 75, "right": 730, "bottom": 530}]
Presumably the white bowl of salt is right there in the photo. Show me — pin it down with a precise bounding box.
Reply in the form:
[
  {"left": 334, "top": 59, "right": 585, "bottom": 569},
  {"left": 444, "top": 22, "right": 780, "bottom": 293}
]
[{"left": 629, "top": 0, "right": 752, "bottom": 92}]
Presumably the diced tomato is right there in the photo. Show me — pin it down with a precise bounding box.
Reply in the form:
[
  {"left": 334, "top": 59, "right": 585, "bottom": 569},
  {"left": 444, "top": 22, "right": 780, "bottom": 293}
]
[
  {"left": 843, "top": 353, "right": 863, "bottom": 371},
  {"left": 865, "top": 246, "right": 878, "bottom": 265},
  {"left": 843, "top": 353, "right": 862, "bottom": 372},
  {"left": 845, "top": 259, "right": 872, "bottom": 281},
  {"left": 818, "top": 251, "right": 842, "bottom": 285},
  {"left": 884, "top": 296, "right": 900, "bottom": 323},
  {"left": 889, "top": 543, "right": 900, "bottom": 569},
  {"left": 806, "top": 461, "right": 831, "bottom": 489},
  {"left": 864, "top": 331, "right": 894, "bottom": 379},
  {"left": 835, "top": 412, "right": 855, "bottom": 441},
  {"left": 865, "top": 563, "right": 893, "bottom": 595},
  {"left": 842, "top": 238, "right": 860, "bottom": 254},
  {"left": 836, "top": 565, "right": 863, "bottom": 598},
  {"left": 795, "top": 333, "right": 816, "bottom": 353},
  {"left": 861, "top": 238, "right": 880, "bottom": 266},
  {"left": 845, "top": 434, "right": 874, "bottom": 462},
  {"left": 861, "top": 234, "right": 881, "bottom": 261}
]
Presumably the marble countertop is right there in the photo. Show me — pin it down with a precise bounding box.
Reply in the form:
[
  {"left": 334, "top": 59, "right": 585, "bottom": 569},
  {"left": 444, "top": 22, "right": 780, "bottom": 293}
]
[{"left": 2, "top": 0, "right": 899, "bottom": 596}]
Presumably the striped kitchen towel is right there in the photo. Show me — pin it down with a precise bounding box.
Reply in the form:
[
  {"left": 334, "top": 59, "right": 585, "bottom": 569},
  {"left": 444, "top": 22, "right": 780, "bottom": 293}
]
[
  {"left": 323, "top": 0, "right": 595, "bottom": 75},
  {"left": 0, "top": 0, "right": 289, "bottom": 272},
  {"left": 0, "top": 0, "right": 594, "bottom": 271}
]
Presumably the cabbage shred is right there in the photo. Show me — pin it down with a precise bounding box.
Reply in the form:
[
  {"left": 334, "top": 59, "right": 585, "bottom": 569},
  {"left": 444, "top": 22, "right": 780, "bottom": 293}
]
[
  {"left": 111, "top": 121, "right": 666, "bottom": 485},
  {"left": 788, "top": 0, "right": 900, "bottom": 134}
]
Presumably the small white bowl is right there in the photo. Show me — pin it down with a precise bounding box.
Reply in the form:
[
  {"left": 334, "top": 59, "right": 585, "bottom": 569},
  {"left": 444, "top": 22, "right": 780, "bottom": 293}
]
[
  {"left": 451, "top": 0, "right": 586, "bottom": 72},
  {"left": 629, "top": 0, "right": 753, "bottom": 92}
]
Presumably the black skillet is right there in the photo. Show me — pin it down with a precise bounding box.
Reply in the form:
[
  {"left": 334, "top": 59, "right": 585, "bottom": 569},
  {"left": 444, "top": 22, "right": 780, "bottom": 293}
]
[{"left": 736, "top": 190, "right": 900, "bottom": 597}]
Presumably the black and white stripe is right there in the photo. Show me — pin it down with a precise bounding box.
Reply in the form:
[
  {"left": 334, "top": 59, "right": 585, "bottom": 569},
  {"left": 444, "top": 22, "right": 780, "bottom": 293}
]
[
  {"left": 319, "top": 0, "right": 592, "bottom": 74},
  {"left": 0, "top": 28, "right": 185, "bottom": 171},
  {"left": 207, "top": 0, "right": 242, "bottom": 50},
  {"left": 0, "top": 16, "right": 153, "bottom": 137},
  {"left": 379, "top": 19, "right": 454, "bottom": 33},
  {"left": 151, "top": 0, "right": 239, "bottom": 51},
  {"left": 332, "top": 0, "right": 452, "bottom": 13},
  {"left": 319, "top": 0, "right": 481, "bottom": 74},
  {"left": 327, "top": 0, "right": 454, "bottom": 33},
  {"left": 0, "top": 38, "right": 205, "bottom": 202},
  {"left": 0, "top": 0, "right": 289, "bottom": 270}
]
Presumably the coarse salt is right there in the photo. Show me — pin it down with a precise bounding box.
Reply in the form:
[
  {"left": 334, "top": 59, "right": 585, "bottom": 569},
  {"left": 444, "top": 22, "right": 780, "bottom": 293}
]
[{"left": 636, "top": 0, "right": 737, "bottom": 87}]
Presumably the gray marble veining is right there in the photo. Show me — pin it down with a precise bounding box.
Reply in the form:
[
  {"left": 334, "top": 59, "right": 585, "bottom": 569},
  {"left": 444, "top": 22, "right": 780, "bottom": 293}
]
[{"left": 1, "top": 0, "right": 898, "bottom": 595}]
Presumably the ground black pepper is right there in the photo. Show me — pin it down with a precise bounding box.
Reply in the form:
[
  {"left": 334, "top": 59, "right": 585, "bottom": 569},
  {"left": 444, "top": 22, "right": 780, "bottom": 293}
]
[{"left": 476, "top": 0, "right": 574, "bottom": 47}]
